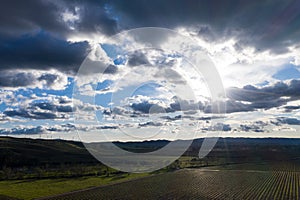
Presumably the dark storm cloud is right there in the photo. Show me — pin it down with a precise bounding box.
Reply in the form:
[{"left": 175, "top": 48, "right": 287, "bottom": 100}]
[
  {"left": 3, "top": 1, "right": 300, "bottom": 52},
  {"left": 73, "top": 1, "right": 118, "bottom": 35},
  {"left": 0, "top": 0, "right": 118, "bottom": 37},
  {"left": 0, "top": 0, "right": 117, "bottom": 74},
  {"left": 0, "top": 72, "right": 36, "bottom": 87},
  {"left": 0, "top": 32, "right": 89, "bottom": 74},
  {"left": 0, "top": 1, "right": 66, "bottom": 36},
  {"left": 0, "top": 0, "right": 299, "bottom": 75},
  {"left": 0, "top": 70, "right": 68, "bottom": 89},
  {"left": 109, "top": 0, "right": 300, "bottom": 54},
  {"left": 222, "top": 80, "right": 300, "bottom": 113}
]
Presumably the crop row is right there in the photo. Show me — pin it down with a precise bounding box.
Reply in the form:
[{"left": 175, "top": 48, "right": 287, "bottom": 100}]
[{"left": 43, "top": 169, "right": 300, "bottom": 200}]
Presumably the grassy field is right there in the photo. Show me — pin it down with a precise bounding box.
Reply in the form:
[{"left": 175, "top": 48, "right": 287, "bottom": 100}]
[{"left": 0, "top": 173, "right": 148, "bottom": 200}]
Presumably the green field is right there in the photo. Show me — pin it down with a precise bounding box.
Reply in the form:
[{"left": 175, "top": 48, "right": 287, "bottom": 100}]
[{"left": 0, "top": 173, "right": 148, "bottom": 200}]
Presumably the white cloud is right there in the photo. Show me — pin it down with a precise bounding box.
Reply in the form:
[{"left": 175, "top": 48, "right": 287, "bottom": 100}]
[{"left": 61, "top": 7, "right": 80, "bottom": 31}]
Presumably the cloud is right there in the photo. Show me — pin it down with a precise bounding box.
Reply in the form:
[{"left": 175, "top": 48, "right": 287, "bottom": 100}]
[
  {"left": 109, "top": 0, "right": 300, "bottom": 54},
  {"left": 0, "top": 122, "right": 120, "bottom": 135},
  {"left": 103, "top": 64, "right": 118, "bottom": 74},
  {"left": 221, "top": 79, "right": 300, "bottom": 113},
  {"left": 235, "top": 120, "right": 268, "bottom": 132},
  {"left": 0, "top": 0, "right": 299, "bottom": 89},
  {"left": 0, "top": 126, "right": 45, "bottom": 135},
  {"left": 1, "top": 0, "right": 299, "bottom": 77},
  {"left": 0, "top": 70, "right": 69, "bottom": 90},
  {"left": 125, "top": 95, "right": 203, "bottom": 114},
  {"left": 0, "top": 32, "right": 89, "bottom": 74},
  {"left": 96, "top": 125, "right": 118, "bottom": 129},
  {"left": 33, "top": 102, "right": 73, "bottom": 113},
  {"left": 116, "top": 79, "right": 300, "bottom": 115},
  {"left": 45, "top": 123, "right": 95, "bottom": 132},
  {"left": 255, "top": 80, "right": 300, "bottom": 97},
  {"left": 160, "top": 115, "right": 182, "bottom": 121},
  {"left": 2, "top": 0, "right": 299, "bottom": 56},
  {"left": 201, "top": 122, "right": 231, "bottom": 132},
  {"left": 64, "top": 1, "right": 118, "bottom": 36},
  {"left": 4, "top": 108, "right": 62, "bottom": 120},
  {"left": 0, "top": 113, "right": 25, "bottom": 123},
  {"left": 153, "top": 68, "right": 187, "bottom": 85},
  {"left": 2, "top": 95, "right": 100, "bottom": 120},
  {"left": 0, "top": 1, "right": 67, "bottom": 36},
  {"left": 273, "top": 117, "right": 300, "bottom": 125},
  {"left": 283, "top": 105, "right": 300, "bottom": 112},
  {"left": 127, "top": 51, "right": 150, "bottom": 66},
  {"left": 239, "top": 124, "right": 264, "bottom": 132},
  {"left": 0, "top": 1, "right": 121, "bottom": 76},
  {"left": 0, "top": 0, "right": 118, "bottom": 37},
  {"left": 131, "top": 102, "right": 167, "bottom": 113},
  {"left": 203, "top": 100, "right": 253, "bottom": 114},
  {"left": 138, "top": 121, "right": 163, "bottom": 127},
  {"left": 0, "top": 72, "right": 36, "bottom": 87},
  {"left": 2, "top": 0, "right": 300, "bottom": 134}
]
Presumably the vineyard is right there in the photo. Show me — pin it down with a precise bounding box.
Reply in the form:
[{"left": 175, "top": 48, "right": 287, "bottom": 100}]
[{"left": 42, "top": 166, "right": 300, "bottom": 200}]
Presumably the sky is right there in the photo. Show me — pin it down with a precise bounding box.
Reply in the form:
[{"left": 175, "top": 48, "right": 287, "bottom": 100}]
[{"left": 1, "top": 0, "right": 300, "bottom": 141}]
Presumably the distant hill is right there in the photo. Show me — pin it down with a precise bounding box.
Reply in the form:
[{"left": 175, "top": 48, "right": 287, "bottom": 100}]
[
  {"left": 1, "top": 136, "right": 300, "bottom": 169},
  {"left": 0, "top": 137, "right": 97, "bottom": 168}
]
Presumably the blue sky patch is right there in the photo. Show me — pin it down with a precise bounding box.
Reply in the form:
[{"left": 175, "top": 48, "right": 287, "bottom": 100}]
[{"left": 273, "top": 64, "right": 300, "bottom": 80}]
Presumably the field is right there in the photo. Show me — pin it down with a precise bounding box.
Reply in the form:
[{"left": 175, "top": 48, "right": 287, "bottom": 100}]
[
  {"left": 41, "top": 167, "right": 300, "bottom": 200},
  {"left": 1, "top": 137, "right": 300, "bottom": 199},
  {"left": 0, "top": 173, "right": 148, "bottom": 200}
]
